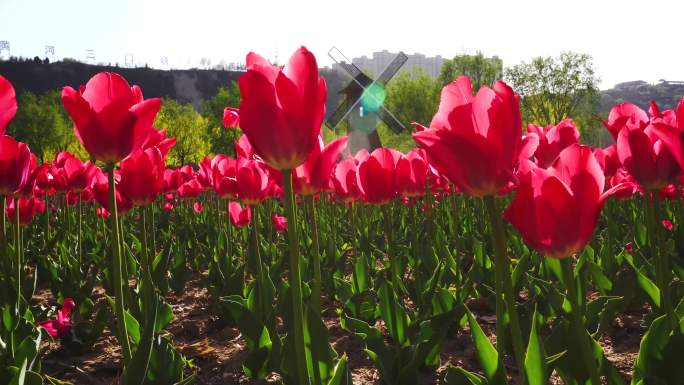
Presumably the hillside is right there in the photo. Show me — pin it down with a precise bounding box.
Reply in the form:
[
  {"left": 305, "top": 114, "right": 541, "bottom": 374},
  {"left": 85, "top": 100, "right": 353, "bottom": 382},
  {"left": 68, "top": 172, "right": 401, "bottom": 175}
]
[{"left": 600, "top": 80, "right": 684, "bottom": 112}]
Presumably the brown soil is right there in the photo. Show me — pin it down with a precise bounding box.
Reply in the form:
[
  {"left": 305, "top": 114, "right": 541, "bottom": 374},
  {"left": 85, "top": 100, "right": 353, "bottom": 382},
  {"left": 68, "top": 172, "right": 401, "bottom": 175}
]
[{"left": 39, "top": 277, "right": 643, "bottom": 385}]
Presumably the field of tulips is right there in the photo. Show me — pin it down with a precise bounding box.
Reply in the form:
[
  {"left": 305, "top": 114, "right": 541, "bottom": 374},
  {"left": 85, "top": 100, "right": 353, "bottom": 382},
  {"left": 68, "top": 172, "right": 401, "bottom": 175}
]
[{"left": 0, "top": 46, "right": 683, "bottom": 385}]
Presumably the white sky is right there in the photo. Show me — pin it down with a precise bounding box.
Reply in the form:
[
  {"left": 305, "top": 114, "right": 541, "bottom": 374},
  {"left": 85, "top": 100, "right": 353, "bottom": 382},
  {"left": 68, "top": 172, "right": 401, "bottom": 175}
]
[{"left": 0, "top": 0, "right": 681, "bottom": 89}]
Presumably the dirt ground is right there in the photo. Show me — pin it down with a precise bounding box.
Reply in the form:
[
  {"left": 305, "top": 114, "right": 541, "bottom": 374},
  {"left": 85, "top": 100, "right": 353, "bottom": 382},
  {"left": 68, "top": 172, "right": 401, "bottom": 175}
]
[{"left": 39, "top": 276, "right": 643, "bottom": 385}]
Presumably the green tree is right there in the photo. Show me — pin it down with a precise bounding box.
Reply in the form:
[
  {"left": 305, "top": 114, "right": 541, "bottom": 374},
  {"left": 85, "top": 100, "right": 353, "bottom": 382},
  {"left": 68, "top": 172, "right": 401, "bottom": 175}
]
[
  {"left": 504, "top": 52, "right": 601, "bottom": 143},
  {"left": 155, "top": 98, "right": 211, "bottom": 165},
  {"left": 201, "top": 82, "right": 242, "bottom": 156},
  {"left": 377, "top": 68, "right": 440, "bottom": 152},
  {"left": 438, "top": 51, "right": 503, "bottom": 89},
  {"left": 7, "top": 90, "right": 82, "bottom": 162}
]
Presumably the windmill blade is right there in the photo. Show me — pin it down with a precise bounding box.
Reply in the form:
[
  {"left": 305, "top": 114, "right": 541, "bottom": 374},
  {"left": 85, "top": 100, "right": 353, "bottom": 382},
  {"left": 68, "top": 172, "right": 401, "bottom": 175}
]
[
  {"left": 378, "top": 106, "right": 406, "bottom": 134},
  {"left": 329, "top": 46, "right": 371, "bottom": 82},
  {"left": 376, "top": 51, "right": 408, "bottom": 85},
  {"left": 326, "top": 97, "right": 352, "bottom": 131}
]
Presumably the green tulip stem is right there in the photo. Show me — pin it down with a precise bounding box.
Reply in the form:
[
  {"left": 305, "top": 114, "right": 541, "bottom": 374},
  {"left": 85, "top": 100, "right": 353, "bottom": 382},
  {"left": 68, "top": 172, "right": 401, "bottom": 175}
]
[
  {"left": 483, "top": 196, "right": 525, "bottom": 383},
  {"left": 14, "top": 196, "right": 21, "bottom": 311},
  {"left": 140, "top": 206, "right": 156, "bottom": 327},
  {"left": 107, "top": 164, "right": 133, "bottom": 364},
  {"left": 560, "top": 257, "right": 602, "bottom": 385},
  {"left": 647, "top": 192, "right": 676, "bottom": 325},
  {"left": 78, "top": 194, "right": 83, "bottom": 265},
  {"left": 282, "top": 169, "right": 311, "bottom": 385},
  {"left": 305, "top": 195, "right": 322, "bottom": 314}
]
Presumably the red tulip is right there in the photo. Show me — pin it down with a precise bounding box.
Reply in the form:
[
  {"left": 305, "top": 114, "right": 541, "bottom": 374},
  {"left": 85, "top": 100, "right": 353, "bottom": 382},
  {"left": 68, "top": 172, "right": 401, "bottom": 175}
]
[
  {"left": 223, "top": 107, "right": 240, "bottom": 128},
  {"left": 0, "top": 135, "right": 32, "bottom": 196},
  {"left": 272, "top": 212, "right": 287, "bottom": 232},
  {"left": 593, "top": 144, "right": 620, "bottom": 178},
  {"left": 413, "top": 76, "right": 523, "bottom": 197},
  {"left": 5, "top": 195, "right": 45, "bottom": 225},
  {"left": 197, "top": 155, "right": 225, "bottom": 190},
  {"left": 527, "top": 119, "right": 580, "bottom": 168},
  {"left": 118, "top": 147, "right": 165, "bottom": 206},
  {"left": 162, "top": 202, "right": 173, "bottom": 212},
  {"left": 235, "top": 158, "right": 272, "bottom": 204},
  {"left": 293, "top": 136, "right": 348, "bottom": 195},
  {"left": 177, "top": 178, "right": 203, "bottom": 199},
  {"left": 0, "top": 75, "right": 17, "bottom": 135},
  {"left": 609, "top": 102, "right": 680, "bottom": 190},
  {"left": 212, "top": 156, "right": 238, "bottom": 198},
  {"left": 92, "top": 170, "right": 133, "bottom": 214},
  {"left": 238, "top": 47, "right": 326, "bottom": 170},
  {"left": 61, "top": 72, "right": 160, "bottom": 163},
  {"left": 162, "top": 168, "right": 184, "bottom": 192},
  {"left": 193, "top": 201, "right": 204, "bottom": 213},
  {"left": 662, "top": 219, "right": 674, "bottom": 231},
  {"left": 235, "top": 134, "right": 256, "bottom": 159},
  {"left": 96, "top": 207, "right": 110, "bottom": 218},
  {"left": 600, "top": 102, "right": 649, "bottom": 140},
  {"left": 608, "top": 168, "right": 639, "bottom": 200},
  {"left": 140, "top": 128, "right": 176, "bottom": 158},
  {"left": 228, "top": 201, "right": 251, "bottom": 228},
  {"left": 66, "top": 189, "right": 94, "bottom": 206},
  {"left": 357, "top": 148, "right": 402, "bottom": 204},
  {"left": 625, "top": 242, "right": 634, "bottom": 254},
  {"left": 332, "top": 157, "right": 360, "bottom": 202},
  {"left": 179, "top": 165, "right": 196, "bottom": 181},
  {"left": 650, "top": 98, "right": 684, "bottom": 170},
  {"left": 504, "top": 144, "right": 628, "bottom": 258},
  {"left": 62, "top": 157, "right": 98, "bottom": 192},
  {"left": 38, "top": 298, "right": 75, "bottom": 339},
  {"left": 396, "top": 148, "right": 429, "bottom": 197},
  {"left": 16, "top": 155, "right": 40, "bottom": 197}
]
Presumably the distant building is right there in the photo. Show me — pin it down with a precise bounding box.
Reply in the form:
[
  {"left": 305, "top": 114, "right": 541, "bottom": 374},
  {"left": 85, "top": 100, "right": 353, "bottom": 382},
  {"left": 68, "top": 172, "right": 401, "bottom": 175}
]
[{"left": 334, "top": 50, "right": 445, "bottom": 78}]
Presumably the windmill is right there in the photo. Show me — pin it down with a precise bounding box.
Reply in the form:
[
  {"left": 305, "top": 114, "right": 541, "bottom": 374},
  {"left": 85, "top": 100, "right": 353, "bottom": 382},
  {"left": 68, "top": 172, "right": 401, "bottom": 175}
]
[{"left": 326, "top": 47, "right": 408, "bottom": 153}]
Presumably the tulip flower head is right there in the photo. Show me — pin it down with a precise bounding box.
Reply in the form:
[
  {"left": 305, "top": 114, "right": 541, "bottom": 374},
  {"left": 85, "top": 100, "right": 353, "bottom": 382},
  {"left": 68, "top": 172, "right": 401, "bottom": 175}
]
[
  {"left": 272, "top": 212, "right": 287, "bottom": 232},
  {"left": 117, "top": 147, "right": 165, "bottom": 206},
  {"left": 5, "top": 195, "right": 46, "bottom": 225},
  {"left": 293, "top": 136, "right": 348, "bottom": 195},
  {"left": 38, "top": 298, "right": 76, "bottom": 339},
  {"left": 0, "top": 75, "right": 17, "bottom": 135},
  {"left": 228, "top": 201, "right": 251, "bottom": 228},
  {"left": 62, "top": 72, "right": 160, "bottom": 164},
  {"left": 603, "top": 102, "right": 680, "bottom": 190},
  {"left": 413, "top": 76, "right": 524, "bottom": 197},
  {"left": 357, "top": 148, "right": 402, "bottom": 204},
  {"left": 504, "top": 144, "right": 629, "bottom": 258},
  {"left": 332, "top": 157, "right": 360, "bottom": 202},
  {"left": 238, "top": 47, "right": 326, "bottom": 170},
  {"left": 527, "top": 119, "right": 580, "bottom": 168},
  {"left": 0, "top": 135, "right": 32, "bottom": 196},
  {"left": 223, "top": 107, "right": 240, "bottom": 128}
]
